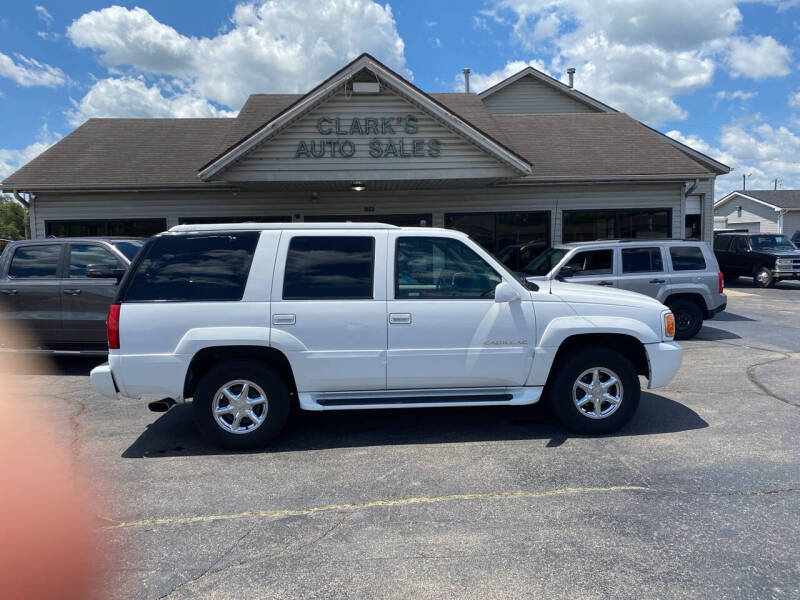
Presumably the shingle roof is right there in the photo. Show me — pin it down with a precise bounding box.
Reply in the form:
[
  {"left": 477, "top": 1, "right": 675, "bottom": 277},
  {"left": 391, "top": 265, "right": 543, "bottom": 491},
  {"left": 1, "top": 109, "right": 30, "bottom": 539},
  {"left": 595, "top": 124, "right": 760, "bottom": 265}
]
[
  {"left": 2, "top": 93, "right": 715, "bottom": 191},
  {"left": 493, "top": 113, "right": 712, "bottom": 178},
  {"left": 734, "top": 190, "right": 800, "bottom": 210},
  {"left": 2, "top": 118, "right": 232, "bottom": 189}
]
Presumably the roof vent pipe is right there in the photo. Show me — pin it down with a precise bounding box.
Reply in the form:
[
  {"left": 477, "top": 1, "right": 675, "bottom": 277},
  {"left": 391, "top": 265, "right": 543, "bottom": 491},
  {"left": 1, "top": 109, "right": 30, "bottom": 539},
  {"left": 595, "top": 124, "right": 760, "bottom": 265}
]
[
  {"left": 463, "top": 68, "right": 471, "bottom": 93},
  {"left": 567, "top": 67, "right": 576, "bottom": 89}
]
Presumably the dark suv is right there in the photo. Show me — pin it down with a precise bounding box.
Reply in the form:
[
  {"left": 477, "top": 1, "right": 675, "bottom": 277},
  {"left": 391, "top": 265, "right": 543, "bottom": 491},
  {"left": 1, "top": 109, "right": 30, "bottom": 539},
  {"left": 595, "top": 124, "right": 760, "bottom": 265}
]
[
  {"left": 0, "top": 237, "right": 144, "bottom": 352},
  {"left": 713, "top": 232, "right": 800, "bottom": 287}
]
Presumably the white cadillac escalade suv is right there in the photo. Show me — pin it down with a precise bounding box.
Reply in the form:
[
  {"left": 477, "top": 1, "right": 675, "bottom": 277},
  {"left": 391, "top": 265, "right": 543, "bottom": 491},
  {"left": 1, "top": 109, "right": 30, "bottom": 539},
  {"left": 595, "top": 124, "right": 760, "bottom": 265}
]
[{"left": 91, "top": 223, "right": 682, "bottom": 449}]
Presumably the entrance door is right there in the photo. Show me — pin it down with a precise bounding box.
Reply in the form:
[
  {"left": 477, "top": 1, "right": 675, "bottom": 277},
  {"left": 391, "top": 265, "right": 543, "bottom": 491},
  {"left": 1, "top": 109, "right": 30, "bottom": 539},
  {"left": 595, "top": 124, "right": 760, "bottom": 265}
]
[
  {"left": 386, "top": 232, "right": 535, "bottom": 389},
  {"left": 270, "top": 231, "right": 388, "bottom": 392}
]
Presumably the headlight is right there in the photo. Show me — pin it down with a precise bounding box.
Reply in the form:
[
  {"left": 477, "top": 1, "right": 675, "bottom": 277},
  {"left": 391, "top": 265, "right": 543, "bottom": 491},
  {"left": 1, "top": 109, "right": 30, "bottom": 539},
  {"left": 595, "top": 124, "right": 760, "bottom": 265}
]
[{"left": 663, "top": 311, "right": 675, "bottom": 339}]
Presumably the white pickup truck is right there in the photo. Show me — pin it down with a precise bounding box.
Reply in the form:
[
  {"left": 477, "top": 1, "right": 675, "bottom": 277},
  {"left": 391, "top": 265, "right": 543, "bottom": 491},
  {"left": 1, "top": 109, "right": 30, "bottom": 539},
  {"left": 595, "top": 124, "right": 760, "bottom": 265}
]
[{"left": 91, "top": 223, "right": 682, "bottom": 449}]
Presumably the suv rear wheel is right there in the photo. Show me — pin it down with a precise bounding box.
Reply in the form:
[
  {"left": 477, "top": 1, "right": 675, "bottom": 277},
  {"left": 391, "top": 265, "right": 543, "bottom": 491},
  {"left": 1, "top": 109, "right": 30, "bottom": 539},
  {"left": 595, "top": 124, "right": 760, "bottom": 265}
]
[
  {"left": 548, "top": 347, "right": 640, "bottom": 435},
  {"left": 193, "top": 359, "right": 290, "bottom": 450},
  {"left": 666, "top": 298, "right": 704, "bottom": 340}
]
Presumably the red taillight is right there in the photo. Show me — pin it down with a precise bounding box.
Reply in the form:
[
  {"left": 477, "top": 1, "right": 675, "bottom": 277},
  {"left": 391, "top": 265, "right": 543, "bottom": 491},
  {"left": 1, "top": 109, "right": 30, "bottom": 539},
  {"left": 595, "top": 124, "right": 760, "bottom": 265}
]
[
  {"left": 718, "top": 272, "right": 724, "bottom": 294},
  {"left": 107, "top": 303, "right": 120, "bottom": 350}
]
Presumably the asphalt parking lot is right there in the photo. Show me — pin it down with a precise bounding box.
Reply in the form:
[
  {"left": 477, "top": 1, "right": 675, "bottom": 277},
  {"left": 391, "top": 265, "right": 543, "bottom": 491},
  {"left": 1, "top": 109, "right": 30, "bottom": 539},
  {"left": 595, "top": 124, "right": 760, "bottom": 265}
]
[{"left": 8, "top": 278, "right": 800, "bottom": 599}]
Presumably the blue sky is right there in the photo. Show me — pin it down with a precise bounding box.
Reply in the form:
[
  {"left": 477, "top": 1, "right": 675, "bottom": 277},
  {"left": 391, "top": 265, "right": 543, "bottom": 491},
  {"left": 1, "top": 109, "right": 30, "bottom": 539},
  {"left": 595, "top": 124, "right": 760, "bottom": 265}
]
[{"left": 1, "top": 0, "right": 799, "bottom": 196}]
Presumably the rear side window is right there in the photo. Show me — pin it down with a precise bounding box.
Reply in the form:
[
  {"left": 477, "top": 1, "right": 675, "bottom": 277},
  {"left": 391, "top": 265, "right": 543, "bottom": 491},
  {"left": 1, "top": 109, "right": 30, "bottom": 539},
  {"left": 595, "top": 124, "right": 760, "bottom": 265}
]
[
  {"left": 622, "top": 247, "right": 663, "bottom": 273},
  {"left": 9, "top": 244, "right": 61, "bottom": 279},
  {"left": 670, "top": 246, "right": 706, "bottom": 271},
  {"left": 123, "top": 232, "right": 258, "bottom": 302},
  {"left": 713, "top": 236, "right": 731, "bottom": 251},
  {"left": 283, "top": 236, "right": 374, "bottom": 300},
  {"left": 69, "top": 244, "right": 119, "bottom": 277}
]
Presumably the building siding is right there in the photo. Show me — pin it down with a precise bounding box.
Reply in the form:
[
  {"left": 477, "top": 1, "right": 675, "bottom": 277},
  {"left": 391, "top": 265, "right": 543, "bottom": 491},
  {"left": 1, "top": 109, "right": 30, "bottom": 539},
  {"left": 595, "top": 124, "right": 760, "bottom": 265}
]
[
  {"left": 714, "top": 196, "right": 780, "bottom": 233},
  {"left": 222, "top": 87, "right": 516, "bottom": 182},
  {"left": 782, "top": 211, "right": 800, "bottom": 237},
  {"left": 483, "top": 76, "right": 600, "bottom": 115},
  {"left": 33, "top": 182, "right": 685, "bottom": 244}
]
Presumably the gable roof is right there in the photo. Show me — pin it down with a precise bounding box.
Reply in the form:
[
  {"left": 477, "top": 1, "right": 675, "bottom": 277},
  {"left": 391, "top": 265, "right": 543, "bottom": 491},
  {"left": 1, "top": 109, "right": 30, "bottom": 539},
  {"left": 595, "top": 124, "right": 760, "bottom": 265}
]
[
  {"left": 478, "top": 66, "right": 616, "bottom": 114},
  {"left": 715, "top": 190, "right": 800, "bottom": 210},
  {"left": 198, "top": 53, "right": 532, "bottom": 180}
]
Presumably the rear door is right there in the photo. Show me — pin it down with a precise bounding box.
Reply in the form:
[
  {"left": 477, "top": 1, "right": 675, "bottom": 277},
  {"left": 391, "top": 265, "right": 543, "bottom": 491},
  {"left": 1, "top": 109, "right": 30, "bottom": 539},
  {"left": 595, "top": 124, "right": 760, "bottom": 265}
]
[
  {"left": 62, "top": 243, "right": 123, "bottom": 346},
  {"left": 561, "top": 248, "right": 618, "bottom": 287},
  {"left": 270, "top": 231, "right": 388, "bottom": 392},
  {"left": 1, "top": 243, "right": 64, "bottom": 346},
  {"left": 618, "top": 246, "right": 668, "bottom": 299}
]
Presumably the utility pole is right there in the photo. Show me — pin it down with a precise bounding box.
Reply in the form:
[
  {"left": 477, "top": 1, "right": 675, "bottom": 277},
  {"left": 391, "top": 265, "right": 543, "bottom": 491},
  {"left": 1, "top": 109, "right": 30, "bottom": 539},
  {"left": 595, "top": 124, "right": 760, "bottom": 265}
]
[
  {"left": 742, "top": 173, "right": 746, "bottom": 190},
  {"left": 774, "top": 178, "right": 781, "bottom": 190}
]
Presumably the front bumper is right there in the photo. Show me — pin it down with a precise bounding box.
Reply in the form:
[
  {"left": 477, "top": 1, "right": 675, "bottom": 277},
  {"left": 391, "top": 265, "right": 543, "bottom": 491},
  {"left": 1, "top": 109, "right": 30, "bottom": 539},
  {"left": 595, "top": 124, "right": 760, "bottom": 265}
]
[
  {"left": 645, "top": 341, "right": 683, "bottom": 389},
  {"left": 90, "top": 362, "right": 118, "bottom": 398}
]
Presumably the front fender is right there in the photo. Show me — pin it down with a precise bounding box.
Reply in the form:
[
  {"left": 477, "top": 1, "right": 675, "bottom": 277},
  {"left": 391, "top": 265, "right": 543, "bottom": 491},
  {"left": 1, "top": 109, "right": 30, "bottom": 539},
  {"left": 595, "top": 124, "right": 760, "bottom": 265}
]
[{"left": 526, "top": 315, "right": 658, "bottom": 386}]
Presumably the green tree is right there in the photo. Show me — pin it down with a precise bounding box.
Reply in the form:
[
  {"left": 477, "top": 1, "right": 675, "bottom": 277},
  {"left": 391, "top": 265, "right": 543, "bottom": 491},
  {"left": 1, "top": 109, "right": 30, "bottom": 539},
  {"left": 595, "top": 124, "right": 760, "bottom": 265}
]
[{"left": 0, "top": 194, "right": 26, "bottom": 240}]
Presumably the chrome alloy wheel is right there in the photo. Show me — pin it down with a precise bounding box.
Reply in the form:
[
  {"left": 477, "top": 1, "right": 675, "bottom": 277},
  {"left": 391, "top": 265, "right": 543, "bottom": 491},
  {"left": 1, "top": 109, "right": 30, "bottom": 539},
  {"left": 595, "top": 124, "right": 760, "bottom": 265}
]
[
  {"left": 572, "top": 367, "right": 623, "bottom": 419},
  {"left": 756, "top": 268, "right": 771, "bottom": 285},
  {"left": 212, "top": 379, "right": 268, "bottom": 434}
]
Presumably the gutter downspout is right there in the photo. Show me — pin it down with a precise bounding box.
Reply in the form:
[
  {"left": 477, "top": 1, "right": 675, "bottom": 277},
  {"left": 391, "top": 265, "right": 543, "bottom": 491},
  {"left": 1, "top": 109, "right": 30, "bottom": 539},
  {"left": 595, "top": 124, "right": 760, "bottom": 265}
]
[
  {"left": 778, "top": 209, "right": 787, "bottom": 235},
  {"left": 684, "top": 178, "right": 699, "bottom": 196},
  {"left": 13, "top": 190, "right": 35, "bottom": 239}
]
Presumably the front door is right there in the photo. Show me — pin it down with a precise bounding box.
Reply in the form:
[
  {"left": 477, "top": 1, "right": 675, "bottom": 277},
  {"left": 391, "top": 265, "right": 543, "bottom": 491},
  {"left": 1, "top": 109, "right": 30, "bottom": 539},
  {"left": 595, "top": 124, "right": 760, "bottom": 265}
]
[
  {"left": 0, "top": 243, "right": 64, "bottom": 347},
  {"left": 618, "top": 246, "right": 669, "bottom": 298},
  {"left": 386, "top": 232, "right": 535, "bottom": 389},
  {"left": 270, "top": 231, "right": 388, "bottom": 392},
  {"left": 62, "top": 243, "right": 122, "bottom": 347},
  {"left": 561, "top": 248, "right": 618, "bottom": 287}
]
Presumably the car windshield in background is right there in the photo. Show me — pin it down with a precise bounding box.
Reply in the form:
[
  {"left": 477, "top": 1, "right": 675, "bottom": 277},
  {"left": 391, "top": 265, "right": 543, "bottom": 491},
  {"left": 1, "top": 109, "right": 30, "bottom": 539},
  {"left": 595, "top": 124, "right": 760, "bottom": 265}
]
[
  {"left": 750, "top": 235, "right": 796, "bottom": 251},
  {"left": 519, "top": 247, "right": 568, "bottom": 276},
  {"left": 112, "top": 241, "right": 144, "bottom": 261}
]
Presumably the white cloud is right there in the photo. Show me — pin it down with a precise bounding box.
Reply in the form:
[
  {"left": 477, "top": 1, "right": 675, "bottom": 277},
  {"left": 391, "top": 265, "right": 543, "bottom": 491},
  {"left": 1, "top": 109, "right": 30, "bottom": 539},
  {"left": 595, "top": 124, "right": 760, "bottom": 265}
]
[
  {"left": 668, "top": 118, "right": 800, "bottom": 196},
  {"left": 65, "top": 77, "right": 237, "bottom": 126},
  {"left": 35, "top": 5, "right": 53, "bottom": 26},
  {"left": 715, "top": 89, "right": 758, "bottom": 107},
  {"left": 0, "top": 124, "right": 62, "bottom": 180},
  {"left": 455, "top": 58, "right": 550, "bottom": 92},
  {"left": 0, "top": 52, "right": 66, "bottom": 87},
  {"left": 425, "top": 20, "right": 437, "bottom": 27},
  {"left": 726, "top": 35, "right": 792, "bottom": 79},
  {"left": 67, "top": 1, "right": 409, "bottom": 111},
  {"left": 790, "top": 90, "right": 800, "bottom": 108}
]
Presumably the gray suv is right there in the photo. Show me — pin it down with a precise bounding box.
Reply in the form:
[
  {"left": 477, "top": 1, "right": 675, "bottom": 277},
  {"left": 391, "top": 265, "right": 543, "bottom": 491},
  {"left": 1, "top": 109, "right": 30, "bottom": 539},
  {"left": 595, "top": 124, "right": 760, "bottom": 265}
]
[
  {"left": 0, "top": 237, "right": 144, "bottom": 352},
  {"left": 522, "top": 240, "right": 726, "bottom": 339}
]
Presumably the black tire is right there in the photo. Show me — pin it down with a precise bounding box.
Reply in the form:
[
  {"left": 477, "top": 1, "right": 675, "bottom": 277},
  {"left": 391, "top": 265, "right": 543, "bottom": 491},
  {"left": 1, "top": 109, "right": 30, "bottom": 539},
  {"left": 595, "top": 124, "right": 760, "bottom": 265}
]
[
  {"left": 753, "top": 265, "right": 775, "bottom": 288},
  {"left": 666, "top": 298, "right": 704, "bottom": 340},
  {"left": 193, "top": 359, "right": 290, "bottom": 450},
  {"left": 548, "top": 347, "right": 640, "bottom": 435}
]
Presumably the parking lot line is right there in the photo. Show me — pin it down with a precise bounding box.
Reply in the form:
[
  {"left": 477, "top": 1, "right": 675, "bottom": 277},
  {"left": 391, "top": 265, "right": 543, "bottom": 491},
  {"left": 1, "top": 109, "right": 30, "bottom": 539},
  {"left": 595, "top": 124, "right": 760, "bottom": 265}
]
[
  {"left": 102, "top": 485, "right": 651, "bottom": 530},
  {"left": 724, "top": 289, "right": 755, "bottom": 297}
]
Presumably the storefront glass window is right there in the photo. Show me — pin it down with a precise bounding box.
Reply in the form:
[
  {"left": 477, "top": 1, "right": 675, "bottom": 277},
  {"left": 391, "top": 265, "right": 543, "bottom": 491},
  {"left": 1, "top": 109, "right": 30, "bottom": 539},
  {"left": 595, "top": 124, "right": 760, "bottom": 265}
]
[
  {"left": 562, "top": 211, "right": 615, "bottom": 243},
  {"left": 563, "top": 209, "right": 671, "bottom": 243},
  {"left": 46, "top": 219, "right": 166, "bottom": 238}
]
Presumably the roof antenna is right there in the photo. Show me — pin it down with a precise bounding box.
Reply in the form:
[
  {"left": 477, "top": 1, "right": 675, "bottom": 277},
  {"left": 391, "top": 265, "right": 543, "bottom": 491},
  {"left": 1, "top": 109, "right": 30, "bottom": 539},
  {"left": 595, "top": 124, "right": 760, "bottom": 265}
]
[
  {"left": 567, "top": 67, "right": 576, "bottom": 89},
  {"left": 463, "top": 68, "right": 471, "bottom": 94}
]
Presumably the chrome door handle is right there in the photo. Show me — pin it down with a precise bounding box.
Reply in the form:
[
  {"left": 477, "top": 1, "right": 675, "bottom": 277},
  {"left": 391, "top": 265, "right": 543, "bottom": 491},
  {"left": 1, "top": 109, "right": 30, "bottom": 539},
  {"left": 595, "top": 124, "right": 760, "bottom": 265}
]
[
  {"left": 597, "top": 281, "right": 614, "bottom": 287},
  {"left": 0, "top": 289, "right": 17, "bottom": 295},
  {"left": 272, "top": 314, "right": 295, "bottom": 325},
  {"left": 63, "top": 289, "right": 82, "bottom": 295},
  {"left": 649, "top": 278, "right": 666, "bottom": 284},
  {"left": 389, "top": 313, "right": 412, "bottom": 324}
]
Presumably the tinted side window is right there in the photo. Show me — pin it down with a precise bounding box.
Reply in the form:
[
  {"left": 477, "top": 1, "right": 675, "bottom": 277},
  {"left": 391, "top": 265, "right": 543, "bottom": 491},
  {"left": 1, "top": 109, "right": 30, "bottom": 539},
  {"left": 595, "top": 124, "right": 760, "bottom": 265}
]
[
  {"left": 564, "top": 249, "right": 613, "bottom": 276},
  {"left": 69, "top": 244, "right": 119, "bottom": 277},
  {"left": 732, "top": 236, "right": 748, "bottom": 253},
  {"left": 123, "top": 232, "right": 258, "bottom": 302},
  {"left": 283, "top": 236, "right": 374, "bottom": 300},
  {"left": 9, "top": 245, "right": 61, "bottom": 279},
  {"left": 713, "top": 236, "right": 731, "bottom": 251},
  {"left": 670, "top": 246, "right": 706, "bottom": 271},
  {"left": 622, "top": 247, "right": 663, "bottom": 273},
  {"left": 396, "top": 236, "right": 501, "bottom": 299}
]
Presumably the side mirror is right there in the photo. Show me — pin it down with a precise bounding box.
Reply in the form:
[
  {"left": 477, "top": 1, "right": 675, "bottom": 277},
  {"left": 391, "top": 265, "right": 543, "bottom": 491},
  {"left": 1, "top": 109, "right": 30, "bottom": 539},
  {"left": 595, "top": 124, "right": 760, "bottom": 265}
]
[
  {"left": 555, "top": 265, "right": 577, "bottom": 280},
  {"left": 86, "top": 264, "right": 126, "bottom": 280},
  {"left": 494, "top": 281, "right": 521, "bottom": 303}
]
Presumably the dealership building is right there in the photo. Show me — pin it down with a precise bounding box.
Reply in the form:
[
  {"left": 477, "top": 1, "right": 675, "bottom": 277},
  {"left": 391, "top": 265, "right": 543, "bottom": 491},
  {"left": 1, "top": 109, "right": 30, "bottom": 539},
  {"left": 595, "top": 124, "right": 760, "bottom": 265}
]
[{"left": 3, "top": 54, "right": 729, "bottom": 261}]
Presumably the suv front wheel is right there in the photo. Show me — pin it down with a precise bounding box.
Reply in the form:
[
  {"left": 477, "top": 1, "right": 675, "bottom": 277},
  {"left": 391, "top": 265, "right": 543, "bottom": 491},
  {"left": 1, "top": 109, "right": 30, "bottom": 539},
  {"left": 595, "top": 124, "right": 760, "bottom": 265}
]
[
  {"left": 548, "top": 347, "right": 640, "bottom": 435},
  {"left": 193, "top": 359, "right": 290, "bottom": 450}
]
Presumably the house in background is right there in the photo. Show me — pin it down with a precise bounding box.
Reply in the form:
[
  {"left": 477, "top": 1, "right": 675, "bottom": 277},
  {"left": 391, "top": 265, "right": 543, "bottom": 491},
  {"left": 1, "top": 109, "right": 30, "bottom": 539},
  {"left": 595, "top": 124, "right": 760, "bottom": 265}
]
[{"left": 714, "top": 190, "right": 800, "bottom": 236}]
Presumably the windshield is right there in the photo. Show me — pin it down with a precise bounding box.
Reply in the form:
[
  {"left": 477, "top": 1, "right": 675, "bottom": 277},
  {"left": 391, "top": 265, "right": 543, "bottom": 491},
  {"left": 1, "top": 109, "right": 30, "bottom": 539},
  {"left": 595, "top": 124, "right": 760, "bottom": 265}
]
[
  {"left": 749, "top": 235, "right": 797, "bottom": 251},
  {"left": 520, "top": 247, "right": 569, "bottom": 276},
  {"left": 112, "top": 241, "right": 145, "bottom": 261}
]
